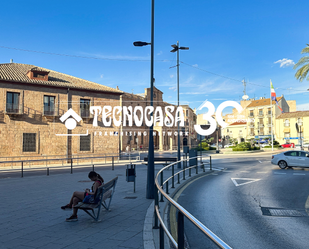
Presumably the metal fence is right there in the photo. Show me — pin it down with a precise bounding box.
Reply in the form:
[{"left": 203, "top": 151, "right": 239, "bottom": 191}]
[
  {"left": 154, "top": 156, "right": 232, "bottom": 249},
  {"left": 0, "top": 154, "right": 140, "bottom": 177}
]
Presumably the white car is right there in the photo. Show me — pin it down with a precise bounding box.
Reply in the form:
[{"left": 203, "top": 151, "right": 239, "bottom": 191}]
[
  {"left": 303, "top": 143, "right": 309, "bottom": 148},
  {"left": 271, "top": 150, "right": 309, "bottom": 169}
]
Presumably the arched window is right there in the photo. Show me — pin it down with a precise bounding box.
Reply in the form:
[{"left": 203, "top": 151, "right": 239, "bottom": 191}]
[{"left": 284, "top": 119, "right": 289, "bottom": 127}]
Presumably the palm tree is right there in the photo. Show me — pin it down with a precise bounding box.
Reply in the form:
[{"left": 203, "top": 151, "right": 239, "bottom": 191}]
[{"left": 294, "top": 44, "right": 309, "bottom": 82}]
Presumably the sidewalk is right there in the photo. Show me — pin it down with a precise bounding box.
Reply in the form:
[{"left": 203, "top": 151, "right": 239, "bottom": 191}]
[{"left": 0, "top": 163, "right": 156, "bottom": 249}]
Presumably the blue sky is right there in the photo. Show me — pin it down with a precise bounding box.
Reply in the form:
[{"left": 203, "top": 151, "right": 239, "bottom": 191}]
[{"left": 1, "top": 0, "right": 309, "bottom": 114}]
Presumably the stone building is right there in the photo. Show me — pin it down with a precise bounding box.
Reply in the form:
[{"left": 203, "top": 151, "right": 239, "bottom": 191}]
[
  {"left": 121, "top": 88, "right": 197, "bottom": 151},
  {"left": 0, "top": 63, "right": 198, "bottom": 161},
  {"left": 0, "top": 63, "right": 122, "bottom": 160}
]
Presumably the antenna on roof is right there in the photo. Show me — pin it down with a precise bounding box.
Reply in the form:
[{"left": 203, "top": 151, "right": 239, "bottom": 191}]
[
  {"left": 242, "top": 78, "right": 249, "bottom": 100},
  {"left": 10, "top": 59, "right": 13, "bottom": 63}
]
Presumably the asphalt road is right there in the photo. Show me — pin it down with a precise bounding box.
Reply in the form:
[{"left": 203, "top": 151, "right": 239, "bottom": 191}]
[{"left": 177, "top": 155, "right": 309, "bottom": 249}]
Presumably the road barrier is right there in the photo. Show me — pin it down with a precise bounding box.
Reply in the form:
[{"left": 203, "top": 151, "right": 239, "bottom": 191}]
[
  {"left": 0, "top": 154, "right": 140, "bottom": 177},
  {"left": 154, "top": 156, "right": 232, "bottom": 249}
]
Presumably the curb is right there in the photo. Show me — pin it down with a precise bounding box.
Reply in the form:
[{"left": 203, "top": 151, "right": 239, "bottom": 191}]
[{"left": 143, "top": 167, "right": 220, "bottom": 249}]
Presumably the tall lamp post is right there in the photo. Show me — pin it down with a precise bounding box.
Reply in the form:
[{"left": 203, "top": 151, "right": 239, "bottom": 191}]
[
  {"left": 133, "top": 0, "right": 155, "bottom": 199},
  {"left": 170, "top": 41, "right": 189, "bottom": 168},
  {"left": 296, "top": 118, "right": 303, "bottom": 149},
  {"left": 257, "top": 122, "right": 260, "bottom": 148}
]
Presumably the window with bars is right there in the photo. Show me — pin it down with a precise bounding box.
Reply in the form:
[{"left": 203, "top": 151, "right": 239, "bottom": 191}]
[
  {"left": 23, "top": 133, "right": 36, "bottom": 152},
  {"left": 80, "top": 99, "right": 91, "bottom": 117},
  {"left": 44, "top": 95, "right": 55, "bottom": 115},
  {"left": 6, "top": 92, "right": 20, "bottom": 113},
  {"left": 80, "top": 135, "right": 91, "bottom": 151}
]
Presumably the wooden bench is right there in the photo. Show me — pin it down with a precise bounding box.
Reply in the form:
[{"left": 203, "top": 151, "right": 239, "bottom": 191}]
[
  {"left": 74, "top": 176, "right": 118, "bottom": 221},
  {"left": 143, "top": 157, "right": 177, "bottom": 167}
]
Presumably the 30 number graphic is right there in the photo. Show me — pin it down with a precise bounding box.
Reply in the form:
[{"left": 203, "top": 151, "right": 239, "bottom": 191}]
[{"left": 194, "top": 101, "right": 243, "bottom": 136}]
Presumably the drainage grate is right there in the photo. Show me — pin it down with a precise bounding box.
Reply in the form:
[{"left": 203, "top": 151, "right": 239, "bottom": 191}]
[
  {"left": 124, "top": 197, "right": 137, "bottom": 199},
  {"left": 261, "top": 207, "right": 306, "bottom": 217}
]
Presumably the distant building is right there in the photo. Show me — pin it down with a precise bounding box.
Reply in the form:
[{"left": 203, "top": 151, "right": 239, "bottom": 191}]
[
  {"left": 275, "top": 111, "right": 309, "bottom": 145},
  {"left": 222, "top": 121, "right": 247, "bottom": 144}
]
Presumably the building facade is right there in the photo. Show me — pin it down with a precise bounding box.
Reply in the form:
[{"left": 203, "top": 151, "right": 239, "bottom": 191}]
[
  {"left": 275, "top": 111, "right": 309, "bottom": 146},
  {"left": 0, "top": 63, "right": 198, "bottom": 161}
]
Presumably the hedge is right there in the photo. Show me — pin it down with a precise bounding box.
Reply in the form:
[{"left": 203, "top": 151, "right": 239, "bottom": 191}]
[
  {"left": 263, "top": 145, "right": 279, "bottom": 148},
  {"left": 232, "top": 147, "right": 260, "bottom": 151}
]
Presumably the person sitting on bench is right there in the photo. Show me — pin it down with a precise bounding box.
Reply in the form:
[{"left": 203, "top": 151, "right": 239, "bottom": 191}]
[{"left": 61, "top": 171, "right": 104, "bottom": 222}]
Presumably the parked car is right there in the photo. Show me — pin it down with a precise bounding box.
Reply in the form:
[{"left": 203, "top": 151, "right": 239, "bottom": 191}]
[
  {"left": 224, "top": 144, "right": 233, "bottom": 148},
  {"left": 271, "top": 150, "right": 309, "bottom": 169},
  {"left": 281, "top": 143, "right": 295, "bottom": 148},
  {"left": 260, "top": 143, "right": 269, "bottom": 148},
  {"left": 303, "top": 143, "right": 309, "bottom": 148},
  {"left": 294, "top": 144, "right": 302, "bottom": 150}
]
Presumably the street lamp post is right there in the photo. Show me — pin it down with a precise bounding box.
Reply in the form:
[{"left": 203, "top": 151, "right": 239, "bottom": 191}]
[
  {"left": 133, "top": 0, "right": 155, "bottom": 199},
  {"left": 296, "top": 118, "right": 303, "bottom": 150},
  {"left": 170, "top": 41, "right": 189, "bottom": 168},
  {"left": 257, "top": 122, "right": 260, "bottom": 148}
]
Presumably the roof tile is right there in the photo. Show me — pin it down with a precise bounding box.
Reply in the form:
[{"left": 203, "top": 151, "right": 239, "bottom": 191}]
[{"left": 0, "top": 63, "right": 123, "bottom": 94}]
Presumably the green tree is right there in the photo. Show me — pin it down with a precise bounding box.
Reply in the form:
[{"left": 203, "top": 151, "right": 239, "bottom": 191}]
[{"left": 294, "top": 44, "right": 309, "bottom": 82}]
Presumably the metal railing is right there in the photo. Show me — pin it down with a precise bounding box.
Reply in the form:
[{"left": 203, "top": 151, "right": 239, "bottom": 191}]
[
  {"left": 154, "top": 156, "right": 232, "bottom": 249},
  {"left": 0, "top": 154, "right": 140, "bottom": 177}
]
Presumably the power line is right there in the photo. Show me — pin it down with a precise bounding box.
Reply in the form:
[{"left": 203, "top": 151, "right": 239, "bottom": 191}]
[
  {"left": 0, "top": 45, "right": 169, "bottom": 62},
  {"left": 1, "top": 45, "right": 307, "bottom": 93},
  {"left": 180, "top": 61, "right": 308, "bottom": 93}
]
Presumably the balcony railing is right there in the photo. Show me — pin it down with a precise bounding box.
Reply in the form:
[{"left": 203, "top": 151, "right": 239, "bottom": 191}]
[
  {"left": 258, "top": 113, "right": 264, "bottom": 117},
  {"left": 249, "top": 114, "right": 254, "bottom": 117},
  {"left": 249, "top": 133, "right": 255, "bottom": 136}
]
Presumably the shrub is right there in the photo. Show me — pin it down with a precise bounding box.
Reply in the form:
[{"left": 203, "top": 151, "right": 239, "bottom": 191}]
[{"left": 264, "top": 145, "right": 279, "bottom": 148}]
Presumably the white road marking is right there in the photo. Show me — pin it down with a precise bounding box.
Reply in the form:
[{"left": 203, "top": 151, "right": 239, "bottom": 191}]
[
  {"left": 231, "top": 178, "right": 261, "bottom": 187},
  {"left": 293, "top": 173, "right": 306, "bottom": 175},
  {"left": 257, "top": 172, "right": 267, "bottom": 174},
  {"left": 240, "top": 171, "right": 249, "bottom": 173},
  {"left": 274, "top": 172, "right": 286, "bottom": 175},
  {"left": 222, "top": 170, "right": 233, "bottom": 173},
  {"left": 259, "top": 161, "right": 263, "bottom": 163}
]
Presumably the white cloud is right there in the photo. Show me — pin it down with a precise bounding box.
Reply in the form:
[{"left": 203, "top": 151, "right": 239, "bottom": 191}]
[
  {"left": 169, "top": 86, "right": 176, "bottom": 91},
  {"left": 100, "top": 74, "right": 104, "bottom": 79},
  {"left": 157, "top": 51, "right": 163, "bottom": 56},
  {"left": 274, "top": 58, "right": 295, "bottom": 68},
  {"left": 170, "top": 74, "right": 174, "bottom": 78},
  {"left": 192, "top": 64, "right": 198, "bottom": 67},
  {"left": 297, "top": 103, "right": 309, "bottom": 111}
]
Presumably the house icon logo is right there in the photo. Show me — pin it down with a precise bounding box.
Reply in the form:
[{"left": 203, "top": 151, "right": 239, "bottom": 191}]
[
  {"left": 56, "top": 108, "right": 88, "bottom": 136},
  {"left": 59, "top": 108, "right": 82, "bottom": 130}
]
